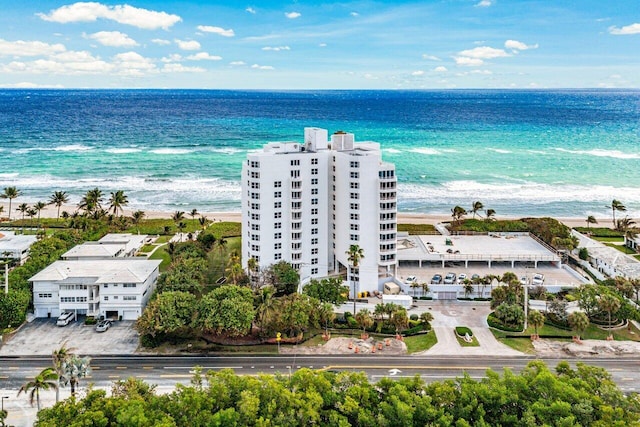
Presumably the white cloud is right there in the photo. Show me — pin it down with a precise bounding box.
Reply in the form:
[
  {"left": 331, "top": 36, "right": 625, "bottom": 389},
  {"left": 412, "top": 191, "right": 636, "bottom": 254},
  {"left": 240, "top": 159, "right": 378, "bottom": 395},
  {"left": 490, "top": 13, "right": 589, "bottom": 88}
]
[
  {"left": 86, "top": 31, "right": 137, "bottom": 47},
  {"left": 505, "top": 39, "right": 538, "bottom": 51},
  {"left": 475, "top": 0, "right": 492, "bottom": 7},
  {"left": 285, "top": 11, "right": 301, "bottom": 19},
  {"left": 251, "top": 63, "right": 274, "bottom": 70},
  {"left": 0, "top": 38, "right": 66, "bottom": 57},
  {"left": 187, "top": 52, "right": 222, "bottom": 61},
  {"left": 350, "top": 12, "right": 359, "bottom": 17},
  {"left": 37, "top": 2, "right": 182, "bottom": 30},
  {"left": 2, "top": 49, "right": 114, "bottom": 75},
  {"left": 246, "top": 7, "right": 256, "bottom": 14},
  {"left": 411, "top": 70, "right": 424, "bottom": 76},
  {"left": 609, "top": 23, "right": 640, "bottom": 35},
  {"left": 422, "top": 54, "right": 441, "bottom": 61},
  {"left": 230, "top": 61, "right": 245, "bottom": 65},
  {"left": 175, "top": 39, "right": 201, "bottom": 51},
  {"left": 319, "top": 43, "right": 327, "bottom": 47},
  {"left": 151, "top": 39, "right": 171, "bottom": 45},
  {"left": 162, "top": 63, "right": 205, "bottom": 73},
  {"left": 364, "top": 73, "right": 378, "bottom": 80},
  {"left": 262, "top": 46, "right": 290, "bottom": 51},
  {"left": 454, "top": 56, "right": 485, "bottom": 66},
  {"left": 470, "top": 69, "right": 492, "bottom": 75},
  {"left": 197, "top": 25, "right": 235, "bottom": 37},
  {"left": 113, "top": 51, "right": 156, "bottom": 76},
  {"left": 161, "top": 53, "right": 182, "bottom": 63},
  {"left": 0, "top": 82, "right": 64, "bottom": 88},
  {"left": 458, "top": 46, "right": 509, "bottom": 59},
  {"left": 434, "top": 66, "right": 448, "bottom": 72}
]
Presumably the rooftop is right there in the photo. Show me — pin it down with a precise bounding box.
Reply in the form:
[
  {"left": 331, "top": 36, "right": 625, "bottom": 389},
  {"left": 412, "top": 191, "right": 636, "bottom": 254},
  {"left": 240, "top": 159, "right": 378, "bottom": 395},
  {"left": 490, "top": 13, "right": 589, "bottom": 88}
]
[
  {"left": 29, "top": 259, "right": 161, "bottom": 283},
  {"left": 0, "top": 231, "right": 38, "bottom": 253}
]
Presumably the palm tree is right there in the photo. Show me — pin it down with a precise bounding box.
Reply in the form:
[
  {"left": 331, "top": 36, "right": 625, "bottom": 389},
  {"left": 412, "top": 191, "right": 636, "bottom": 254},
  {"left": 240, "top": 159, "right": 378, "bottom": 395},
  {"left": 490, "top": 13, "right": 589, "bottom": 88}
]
[
  {"left": 226, "top": 262, "right": 244, "bottom": 285},
  {"left": 485, "top": 208, "right": 496, "bottom": 222},
  {"left": 217, "top": 236, "right": 227, "bottom": 254},
  {"left": 52, "top": 343, "right": 75, "bottom": 402},
  {"left": 463, "top": 282, "right": 474, "bottom": 299},
  {"left": 49, "top": 191, "right": 70, "bottom": 221},
  {"left": 17, "top": 203, "right": 28, "bottom": 222},
  {"left": 610, "top": 199, "right": 626, "bottom": 229},
  {"left": 177, "top": 221, "right": 187, "bottom": 242},
  {"left": 108, "top": 190, "right": 128, "bottom": 217},
  {"left": 131, "top": 210, "right": 145, "bottom": 234},
  {"left": 78, "top": 187, "right": 103, "bottom": 215},
  {"left": 616, "top": 216, "right": 636, "bottom": 233},
  {"left": 59, "top": 355, "right": 91, "bottom": 397},
  {"left": 17, "top": 367, "right": 58, "bottom": 411},
  {"left": 26, "top": 207, "right": 37, "bottom": 227},
  {"left": 419, "top": 311, "right": 434, "bottom": 325},
  {"left": 598, "top": 294, "right": 621, "bottom": 339},
  {"left": 318, "top": 302, "right": 336, "bottom": 337},
  {"left": 0, "top": 205, "right": 4, "bottom": 218},
  {"left": 198, "top": 215, "right": 208, "bottom": 231},
  {"left": 451, "top": 205, "right": 466, "bottom": 225},
  {"left": 420, "top": 282, "right": 430, "bottom": 298},
  {"left": 471, "top": 201, "right": 484, "bottom": 219},
  {"left": 568, "top": 311, "right": 589, "bottom": 341},
  {"left": 172, "top": 210, "right": 185, "bottom": 223},
  {"left": 247, "top": 257, "right": 259, "bottom": 287},
  {"left": 586, "top": 215, "right": 597, "bottom": 232},
  {"left": 33, "top": 201, "right": 47, "bottom": 227},
  {"left": 189, "top": 208, "right": 199, "bottom": 221},
  {"left": 346, "top": 244, "right": 364, "bottom": 314},
  {"left": 1, "top": 186, "right": 22, "bottom": 221},
  {"left": 391, "top": 307, "right": 409, "bottom": 336},
  {"left": 410, "top": 281, "right": 421, "bottom": 298},
  {"left": 355, "top": 308, "right": 374, "bottom": 338},
  {"left": 527, "top": 310, "right": 545, "bottom": 340}
]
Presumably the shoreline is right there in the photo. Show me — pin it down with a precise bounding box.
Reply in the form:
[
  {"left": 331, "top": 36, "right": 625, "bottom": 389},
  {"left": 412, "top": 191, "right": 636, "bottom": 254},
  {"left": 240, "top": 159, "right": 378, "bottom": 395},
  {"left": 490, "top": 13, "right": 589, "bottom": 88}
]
[{"left": 0, "top": 201, "right": 604, "bottom": 229}]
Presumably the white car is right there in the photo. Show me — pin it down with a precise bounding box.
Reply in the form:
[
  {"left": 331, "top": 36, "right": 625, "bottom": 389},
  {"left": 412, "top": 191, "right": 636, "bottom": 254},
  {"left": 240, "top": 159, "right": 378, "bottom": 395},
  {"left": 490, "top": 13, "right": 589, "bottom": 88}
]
[
  {"left": 457, "top": 273, "right": 467, "bottom": 283},
  {"left": 444, "top": 272, "right": 457, "bottom": 284},
  {"left": 532, "top": 274, "right": 545, "bottom": 286},
  {"left": 56, "top": 311, "right": 76, "bottom": 327},
  {"left": 405, "top": 275, "right": 417, "bottom": 284}
]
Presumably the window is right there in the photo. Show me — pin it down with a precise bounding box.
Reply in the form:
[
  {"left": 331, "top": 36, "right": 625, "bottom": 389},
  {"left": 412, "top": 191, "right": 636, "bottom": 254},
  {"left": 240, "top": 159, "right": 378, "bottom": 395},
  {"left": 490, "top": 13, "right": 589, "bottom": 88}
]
[
  {"left": 251, "top": 203, "right": 260, "bottom": 210},
  {"left": 251, "top": 234, "right": 260, "bottom": 241},
  {"left": 274, "top": 222, "right": 282, "bottom": 229},
  {"left": 292, "top": 253, "right": 302, "bottom": 260},
  {"left": 311, "top": 218, "right": 318, "bottom": 225},
  {"left": 311, "top": 168, "right": 318, "bottom": 175},
  {"left": 291, "top": 159, "right": 300, "bottom": 166},
  {"left": 350, "top": 213, "right": 359, "bottom": 220},
  {"left": 251, "top": 213, "right": 260, "bottom": 220},
  {"left": 114, "top": 296, "right": 119, "bottom": 300},
  {"left": 104, "top": 284, "right": 109, "bottom": 288},
  {"left": 311, "top": 198, "right": 318, "bottom": 205},
  {"left": 292, "top": 202, "right": 302, "bottom": 209},
  {"left": 292, "top": 191, "right": 301, "bottom": 199},
  {"left": 292, "top": 181, "right": 301, "bottom": 189},
  {"left": 311, "top": 208, "right": 318, "bottom": 215},
  {"left": 311, "top": 248, "right": 318, "bottom": 255},
  {"left": 350, "top": 182, "right": 359, "bottom": 189},
  {"left": 274, "top": 202, "right": 282, "bottom": 209},
  {"left": 350, "top": 161, "right": 359, "bottom": 168},
  {"left": 38, "top": 293, "right": 52, "bottom": 298},
  {"left": 251, "top": 244, "right": 260, "bottom": 251},
  {"left": 311, "top": 178, "right": 318, "bottom": 185},
  {"left": 291, "top": 170, "right": 300, "bottom": 178},
  {"left": 250, "top": 160, "right": 260, "bottom": 168},
  {"left": 251, "top": 224, "right": 260, "bottom": 231},
  {"left": 311, "top": 238, "right": 318, "bottom": 244},
  {"left": 274, "top": 232, "right": 282, "bottom": 239},
  {"left": 123, "top": 284, "right": 136, "bottom": 288},
  {"left": 250, "top": 171, "right": 260, "bottom": 179},
  {"left": 274, "top": 181, "right": 282, "bottom": 188},
  {"left": 274, "top": 212, "right": 282, "bottom": 219},
  {"left": 311, "top": 258, "right": 318, "bottom": 265},
  {"left": 274, "top": 191, "right": 281, "bottom": 198},
  {"left": 104, "top": 296, "right": 109, "bottom": 301},
  {"left": 311, "top": 158, "right": 318, "bottom": 165},
  {"left": 350, "top": 224, "right": 359, "bottom": 231},
  {"left": 350, "top": 203, "right": 359, "bottom": 210},
  {"left": 251, "top": 192, "right": 260, "bottom": 200},
  {"left": 350, "top": 234, "right": 359, "bottom": 241},
  {"left": 312, "top": 228, "right": 318, "bottom": 235},
  {"left": 311, "top": 188, "right": 318, "bottom": 195},
  {"left": 123, "top": 296, "right": 137, "bottom": 301},
  {"left": 251, "top": 182, "right": 260, "bottom": 189},
  {"left": 275, "top": 253, "right": 282, "bottom": 260},
  {"left": 292, "top": 232, "right": 302, "bottom": 240},
  {"left": 274, "top": 242, "right": 282, "bottom": 249},
  {"left": 350, "top": 192, "right": 359, "bottom": 199},
  {"left": 311, "top": 268, "right": 319, "bottom": 275},
  {"left": 350, "top": 172, "right": 359, "bottom": 179}
]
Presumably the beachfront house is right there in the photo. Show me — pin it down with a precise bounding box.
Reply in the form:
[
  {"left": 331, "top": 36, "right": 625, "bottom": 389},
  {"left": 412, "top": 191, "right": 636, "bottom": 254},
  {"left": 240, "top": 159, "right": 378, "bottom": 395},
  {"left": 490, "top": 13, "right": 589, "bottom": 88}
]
[
  {"left": 0, "top": 231, "right": 37, "bottom": 264},
  {"left": 62, "top": 233, "right": 148, "bottom": 260},
  {"left": 31, "top": 259, "right": 161, "bottom": 320},
  {"left": 241, "top": 128, "right": 398, "bottom": 295}
]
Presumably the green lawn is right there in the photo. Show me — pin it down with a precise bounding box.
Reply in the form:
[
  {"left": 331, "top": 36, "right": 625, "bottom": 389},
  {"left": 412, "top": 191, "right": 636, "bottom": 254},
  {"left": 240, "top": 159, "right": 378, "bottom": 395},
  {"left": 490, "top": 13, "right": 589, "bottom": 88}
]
[
  {"left": 404, "top": 332, "right": 438, "bottom": 353},
  {"left": 592, "top": 236, "right": 624, "bottom": 243},
  {"left": 603, "top": 243, "right": 637, "bottom": 255},
  {"left": 149, "top": 245, "right": 172, "bottom": 271},
  {"left": 140, "top": 244, "right": 155, "bottom": 253},
  {"left": 455, "top": 329, "right": 479, "bottom": 347},
  {"left": 397, "top": 223, "right": 437, "bottom": 235}
]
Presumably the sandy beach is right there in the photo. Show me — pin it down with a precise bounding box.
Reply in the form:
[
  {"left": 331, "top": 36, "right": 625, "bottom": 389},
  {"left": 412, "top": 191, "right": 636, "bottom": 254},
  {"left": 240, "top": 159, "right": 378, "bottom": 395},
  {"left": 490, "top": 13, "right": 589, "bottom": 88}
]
[{"left": 0, "top": 201, "right": 605, "bottom": 229}]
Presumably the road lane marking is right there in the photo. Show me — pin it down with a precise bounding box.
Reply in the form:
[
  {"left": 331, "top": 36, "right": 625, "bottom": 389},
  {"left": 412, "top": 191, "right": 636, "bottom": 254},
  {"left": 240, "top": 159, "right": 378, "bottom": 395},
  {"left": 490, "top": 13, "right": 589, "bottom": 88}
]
[
  {"left": 116, "top": 366, "right": 127, "bottom": 370},
  {"left": 160, "top": 374, "right": 193, "bottom": 378},
  {"left": 163, "top": 366, "right": 242, "bottom": 370},
  {"left": 318, "top": 365, "right": 490, "bottom": 371},
  {"left": 92, "top": 367, "right": 101, "bottom": 370},
  {"left": 108, "top": 375, "right": 120, "bottom": 378}
]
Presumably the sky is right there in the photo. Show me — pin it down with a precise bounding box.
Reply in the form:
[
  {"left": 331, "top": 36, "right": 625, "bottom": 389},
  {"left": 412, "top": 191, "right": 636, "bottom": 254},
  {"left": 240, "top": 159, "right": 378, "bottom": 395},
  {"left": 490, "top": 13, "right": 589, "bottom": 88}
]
[{"left": 0, "top": 0, "right": 639, "bottom": 89}]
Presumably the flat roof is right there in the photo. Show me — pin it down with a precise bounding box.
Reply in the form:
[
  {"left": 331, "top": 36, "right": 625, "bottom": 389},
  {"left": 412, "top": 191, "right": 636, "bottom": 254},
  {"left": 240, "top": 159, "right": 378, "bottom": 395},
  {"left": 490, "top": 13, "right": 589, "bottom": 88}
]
[
  {"left": 0, "top": 231, "right": 37, "bottom": 252},
  {"left": 398, "top": 233, "right": 560, "bottom": 263},
  {"left": 62, "top": 243, "right": 123, "bottom": 258},
  {"left": 29, "top": 259, "right": 161, "bottom": 283}
]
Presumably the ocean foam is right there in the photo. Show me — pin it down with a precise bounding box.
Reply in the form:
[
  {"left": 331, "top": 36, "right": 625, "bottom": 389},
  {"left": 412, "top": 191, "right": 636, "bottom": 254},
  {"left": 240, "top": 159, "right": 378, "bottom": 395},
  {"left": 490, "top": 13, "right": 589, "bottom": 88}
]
[
  {"left": 53, "top": 144, "right": 93, "bottom": 152},
  {"left": 488, "top": 148, "right": 512, "bottom": 154},
  {"left": 208, "top": 147, "right": 244, "bottom": 155},
  {"left": 105, "top": 148, "right": 142, "bottom": 154},
  {"left": 150, "top": 148, "right": 193, "bottom": 155},
  {"left": 553, "top": 148, "right": 640, "bottom": 160},
  {"left": 409, "top": 148, "right": 441, "bottom": 155}
]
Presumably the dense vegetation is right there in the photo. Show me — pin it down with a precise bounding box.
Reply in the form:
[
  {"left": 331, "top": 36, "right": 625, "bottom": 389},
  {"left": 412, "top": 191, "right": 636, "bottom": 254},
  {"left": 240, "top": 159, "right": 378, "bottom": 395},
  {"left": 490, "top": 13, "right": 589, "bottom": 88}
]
[{"left": 35, "top": 362, "right": 640, "bottom": 426}]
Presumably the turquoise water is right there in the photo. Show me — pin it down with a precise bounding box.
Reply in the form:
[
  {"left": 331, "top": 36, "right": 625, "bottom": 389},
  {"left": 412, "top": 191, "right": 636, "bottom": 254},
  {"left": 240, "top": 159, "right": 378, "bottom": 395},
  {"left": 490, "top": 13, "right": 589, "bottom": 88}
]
[{"left": 1, "top": 89, "right": 639, "bottom": 217}]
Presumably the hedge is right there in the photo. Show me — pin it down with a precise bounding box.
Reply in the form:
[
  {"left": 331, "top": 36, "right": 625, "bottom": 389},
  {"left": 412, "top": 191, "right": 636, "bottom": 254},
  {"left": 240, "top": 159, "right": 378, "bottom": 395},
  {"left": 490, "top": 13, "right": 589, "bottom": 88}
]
[
  {"left": 455, "top": 326, "right": 473, "bottom": 337},
  {"left": 487, "top": 312, "right": 523, "bottom": 332}
]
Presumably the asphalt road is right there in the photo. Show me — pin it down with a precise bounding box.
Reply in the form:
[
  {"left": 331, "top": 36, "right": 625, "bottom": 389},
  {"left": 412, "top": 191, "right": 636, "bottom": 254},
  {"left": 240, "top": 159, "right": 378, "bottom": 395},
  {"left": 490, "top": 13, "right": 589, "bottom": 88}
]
[{"left": 2, "top": 354, "right": 639, "bottom": 393}]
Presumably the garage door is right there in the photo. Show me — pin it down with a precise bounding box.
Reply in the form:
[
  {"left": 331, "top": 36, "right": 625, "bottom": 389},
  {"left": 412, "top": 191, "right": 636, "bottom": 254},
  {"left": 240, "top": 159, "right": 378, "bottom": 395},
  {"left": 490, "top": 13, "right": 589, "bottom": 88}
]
[
  {"left": 122, "top": 310, "right": 139, "bottom": 320},
  {"left": 438, "top": 291, "right": 457, "bottom": 300}
]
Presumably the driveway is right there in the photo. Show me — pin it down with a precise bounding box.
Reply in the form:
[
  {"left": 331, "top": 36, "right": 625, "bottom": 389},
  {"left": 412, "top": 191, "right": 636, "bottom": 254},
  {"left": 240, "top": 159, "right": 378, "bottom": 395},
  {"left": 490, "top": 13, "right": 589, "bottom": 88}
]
[
  {"left": 0, "top": 318, "right": 139, "bottom": 356},
  {"left": 416, "top": 301, "right": 523, "bottom": 356}
]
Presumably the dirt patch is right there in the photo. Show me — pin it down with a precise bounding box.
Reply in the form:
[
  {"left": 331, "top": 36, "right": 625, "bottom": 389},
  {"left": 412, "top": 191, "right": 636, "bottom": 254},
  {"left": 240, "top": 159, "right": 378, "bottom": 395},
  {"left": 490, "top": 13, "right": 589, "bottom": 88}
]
[
  {"left": 533, "top": 339, "right": 640, "bottom": 358},
  {"left": 279, "top": 337, "right": 407, "bottom": 355}
]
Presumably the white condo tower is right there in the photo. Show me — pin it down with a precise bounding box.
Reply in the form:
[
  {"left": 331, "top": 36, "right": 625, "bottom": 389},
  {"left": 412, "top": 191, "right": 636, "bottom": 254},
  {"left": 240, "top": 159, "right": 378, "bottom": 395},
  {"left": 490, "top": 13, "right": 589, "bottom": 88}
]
[{"left": 241, "top": 128, "right": 397, "bottom": 295}]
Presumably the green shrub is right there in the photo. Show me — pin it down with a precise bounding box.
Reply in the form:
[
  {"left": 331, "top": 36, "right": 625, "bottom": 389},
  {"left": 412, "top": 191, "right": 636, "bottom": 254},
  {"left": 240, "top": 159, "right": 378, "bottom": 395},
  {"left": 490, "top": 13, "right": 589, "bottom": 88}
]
[
  {"left": 84, "top": 317, "right": 97, "bottom": 325},
  {"left": 579, "top": 247, "right": 589, "bottom": 260},
  {"left": 410, "top": 314, "right": 419, "bottom": 321},
  {"left": 487, "top": 312, "right": 523, "bottom": 332}
]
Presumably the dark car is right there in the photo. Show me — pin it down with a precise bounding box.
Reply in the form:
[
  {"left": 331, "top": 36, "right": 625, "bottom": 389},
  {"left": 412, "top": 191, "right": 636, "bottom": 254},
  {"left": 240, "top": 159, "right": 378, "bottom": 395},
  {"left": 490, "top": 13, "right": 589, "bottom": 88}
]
[
  {"left": 431, "top": 274, "right": 443, "bottom": 284},
  {"left": 95, "top": 319, "right": 112, "bottom": 332}
]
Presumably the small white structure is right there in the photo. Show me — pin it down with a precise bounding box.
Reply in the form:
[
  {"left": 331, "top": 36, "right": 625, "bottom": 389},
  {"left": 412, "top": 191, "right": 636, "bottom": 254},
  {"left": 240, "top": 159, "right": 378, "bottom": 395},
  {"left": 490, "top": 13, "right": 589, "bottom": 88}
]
[
  {"left": 0, "top": 231, "right": 37, "bottom": 264},
  {"left": 31, "top": 259, "right": 161, "bottom": 320},
  {"left": 62, "top": 233, "right": 147, "bottom": 260},
  {"left": 574, "top": 230, "right": 640, "bottom": 281},
  {"left": 382, "top": 294, "right": 413, "bottom": 309}
]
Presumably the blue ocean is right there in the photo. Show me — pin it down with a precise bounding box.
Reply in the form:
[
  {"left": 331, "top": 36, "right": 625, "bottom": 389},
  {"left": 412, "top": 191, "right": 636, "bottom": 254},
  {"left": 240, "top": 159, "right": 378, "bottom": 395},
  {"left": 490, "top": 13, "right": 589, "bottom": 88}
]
[{"left": 1, "top": 89, "right": 639, "bottom": 218}]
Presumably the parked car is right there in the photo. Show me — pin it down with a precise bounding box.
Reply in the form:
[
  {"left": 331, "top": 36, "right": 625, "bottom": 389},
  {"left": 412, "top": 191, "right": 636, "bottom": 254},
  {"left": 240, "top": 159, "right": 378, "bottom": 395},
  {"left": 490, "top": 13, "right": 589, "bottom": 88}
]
[
  {"left": 56, "top": 311, "right": 76, "bottom": 327},
  {"left": 532, "top": 274, "right": 545, "bottom": 286},
  {"left": 471, "top": 274, "right": 480, "bottom": 281},
  {"left": 444, "top": 272, "right": 457, "bottom": 284},
  {"left": 405, "top": 275, "right": 417, "bottom": 284},
  {"left": 431, "top": 274, "right": 443, "bottom": 284},
  {"left": 95, "top": 319, "right": 112, "bottom": 332},
  {"left": 457, "top": 273, "right": 467, "bottom": 283}
]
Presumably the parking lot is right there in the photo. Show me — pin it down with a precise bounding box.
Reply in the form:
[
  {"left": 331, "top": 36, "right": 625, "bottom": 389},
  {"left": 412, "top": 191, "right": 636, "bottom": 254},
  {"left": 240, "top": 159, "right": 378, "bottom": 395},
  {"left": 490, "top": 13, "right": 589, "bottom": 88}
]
[{"left": 0, "top": 317, "right": 139, "bottom": 356}]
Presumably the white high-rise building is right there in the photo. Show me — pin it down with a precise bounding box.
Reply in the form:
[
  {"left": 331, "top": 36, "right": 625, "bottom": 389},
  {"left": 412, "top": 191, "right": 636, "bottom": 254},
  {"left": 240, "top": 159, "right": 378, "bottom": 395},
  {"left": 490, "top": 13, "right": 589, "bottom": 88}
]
[{"left": 241, "top": 128, "right": 397, "bottom": 295}]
